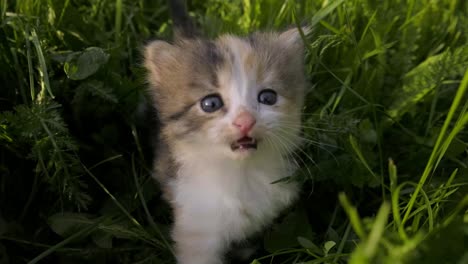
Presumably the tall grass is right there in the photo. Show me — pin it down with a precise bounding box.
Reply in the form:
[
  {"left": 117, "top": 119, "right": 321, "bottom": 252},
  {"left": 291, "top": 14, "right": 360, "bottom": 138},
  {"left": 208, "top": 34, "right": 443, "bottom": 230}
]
[{"left": 0, "top": 0, "right": 467, "bottom": 263}]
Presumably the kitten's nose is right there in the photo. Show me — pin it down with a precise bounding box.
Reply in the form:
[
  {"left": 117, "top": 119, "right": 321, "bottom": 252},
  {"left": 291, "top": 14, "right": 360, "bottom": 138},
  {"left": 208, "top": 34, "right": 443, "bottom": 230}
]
[{"left": 233, "top": 111, "right": 256, "bottom": 134}]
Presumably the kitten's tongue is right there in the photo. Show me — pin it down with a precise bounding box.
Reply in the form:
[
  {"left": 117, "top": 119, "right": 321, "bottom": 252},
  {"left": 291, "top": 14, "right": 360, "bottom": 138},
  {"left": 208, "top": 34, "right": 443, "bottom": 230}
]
[{"left": 231, "top": 136, "right": 257, "bottom": 151}]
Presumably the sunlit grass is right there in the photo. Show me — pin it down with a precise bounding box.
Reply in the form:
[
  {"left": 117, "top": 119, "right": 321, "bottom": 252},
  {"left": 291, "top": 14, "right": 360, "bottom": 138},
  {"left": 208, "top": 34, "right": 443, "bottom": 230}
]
[{"left": 0, "top": 0, "right": 467, "bottom": 263}]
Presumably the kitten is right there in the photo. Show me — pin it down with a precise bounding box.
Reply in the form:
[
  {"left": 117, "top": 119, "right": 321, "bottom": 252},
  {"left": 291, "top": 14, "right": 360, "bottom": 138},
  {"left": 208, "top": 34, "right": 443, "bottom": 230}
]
[{"left": 144, "top": 2, "right": 308, "bottom": 263}]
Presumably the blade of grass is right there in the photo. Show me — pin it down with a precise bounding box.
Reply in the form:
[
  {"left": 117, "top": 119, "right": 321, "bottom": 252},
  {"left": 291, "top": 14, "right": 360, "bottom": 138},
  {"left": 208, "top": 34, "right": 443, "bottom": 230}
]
[
  {"left": 402, "top": 68, "right": 468, "bottom": 225},
  {"left": 331, "top": 72, "right": 351, "bottom": 113},
  {"left": 57, "top": 0, "right": 70, "bottom": 26},
  {"left": 115, "top": 0, "right": 123, "bottom": 44},
  {"left": 310, "top": 0, "right": 346, "bottom": 27},
  {"left": 434, "top": 112, "right": 468, "bottom": 170},
  {"left": 25, "top": 26, "right": 35, "bottom": 101},
  {"left": 389, "top": 159, "right": 397, "bottom": 195},
  {"left": 36, "top": 115, "right": 71, "bottom": 182},
  {"left": 131, "top": 155, "right": 175, "bottom": 256},
  {"left": 81, "top": 162, "right": 165, "bottom": 249},
  {"left": 130, "top": 123, "right": 146, "bottom": 164},
  {"left": 273, "top": 0, "right": 290, "bottom": 27},
  {"left": 432, "top": 169, "right": 458, "bottom": 218},
  {"left": 349, "top": 135, "right": 378, "bottom": 181},
  {"left": 348, "top": 202, "right": 390, "bottom": 264},
  {"left": 82, "top": 163, "right": 142, "bottom": 228},
  {"left": 441, "top": 194, "right": 468, "bottom": 228},
  {"left": 318, "top": 61, "right": 370, "bottom": 105},
  {"left": 358, "top": 10, "right": 377, "bottom": 44},
  {"left": 339, "top": 193, "right": 365, "bottom": 239},
  {"left": 88, "top": 154, "right": 123, "bottom": 170},
  {"left": 408, "top": 186, "right": 434, "bottom": 232},
  {"left": 389, "top": 161, "right": 409, "bottom": 240},
  {"left": 30, "top": 28, "right": 54, "bottom": 101},
  {"left": 9, "top": 47, "right": 28, "bottom": 103},
  {"left": 27, "top": 219, "right": 103, "bottom": 264},
  {"left": 0, "top": 0, "right": 6, "bottom": 19},
  {"left": 392, "top": 180, "right": 438, "bottom": 240},
  {"left": 362, "top": 202, "right": 390, "bottom": 259},
  {"left": 303, "top": 253, "right": 349, "bottom": 264},
  {"left": 332, "top": 221, "right": 352, "bottom": 263},
  {"left": 254, "top": 249, "right": 306, "bottom": 261},
  {"left": 319, "top": 20, "right": 340, "bottom": 34}
]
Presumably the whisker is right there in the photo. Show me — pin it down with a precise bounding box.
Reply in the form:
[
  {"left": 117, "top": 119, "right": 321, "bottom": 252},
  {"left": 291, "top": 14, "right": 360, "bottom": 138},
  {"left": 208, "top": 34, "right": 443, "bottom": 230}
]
[
  {"left": 260, "top": 111, "right": 344, "bottom": 128},
  {"left": 269, "top": 130, "right": 318, "bottom": 170},
  {"left": 266, "top": 132, "right": 295, "bottom": 172},
  {"left": 275, "top": 126, "right": 339, "bottom": 149},
  {"left": 298, "top": 136, "right": 340, "bottom": 150},
  {"left": 267, "top": 131, "right": 295, "bottom": 159},
  {"left": 275, "top": 121, "right": 343, "bottom": 133},
  {"left": 278, "top": 138, "right": 316, "bottom": 182},
  {"left": 264, "top": 136, "right": 290, "bottom": 174},
  {"left": 275, "top": 127, "right": 340, "bottom": 163},
  {"left": 261, "top": 110, "right": 322, "bottom": 118},
  {"left": 267, "top": 131, "right": 314, "bottom": 181},
  {"left": 281, "top": 124, "right": 342, "bottom": 131}
]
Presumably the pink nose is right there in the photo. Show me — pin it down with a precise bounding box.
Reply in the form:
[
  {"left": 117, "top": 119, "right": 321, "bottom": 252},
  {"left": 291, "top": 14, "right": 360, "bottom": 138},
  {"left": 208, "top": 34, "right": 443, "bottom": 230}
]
[{"left": 233, "top": 111, "right": 256, "bottom": 134}]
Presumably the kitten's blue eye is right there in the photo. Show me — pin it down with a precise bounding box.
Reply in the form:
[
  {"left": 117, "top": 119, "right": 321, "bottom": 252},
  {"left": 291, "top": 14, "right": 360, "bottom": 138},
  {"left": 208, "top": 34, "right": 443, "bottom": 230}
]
[
  {"left": 200, "top": 94, "right": 224, "bottom": 113},
  {"left": 258, "top": 89, "right": 277, "bottom": 105}
]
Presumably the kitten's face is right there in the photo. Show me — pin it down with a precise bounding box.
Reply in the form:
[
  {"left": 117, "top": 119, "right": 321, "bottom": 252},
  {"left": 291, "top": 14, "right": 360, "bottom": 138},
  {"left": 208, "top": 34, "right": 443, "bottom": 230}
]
[{"left": 145, "top": 29, "right": 307, "bottom": 159}]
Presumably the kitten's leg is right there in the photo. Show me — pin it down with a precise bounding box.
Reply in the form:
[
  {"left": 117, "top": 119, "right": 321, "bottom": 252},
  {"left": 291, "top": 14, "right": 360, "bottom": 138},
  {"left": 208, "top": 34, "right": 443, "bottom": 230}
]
[{"left": 173, "top": 225, "right": 224, "bottom": 264}]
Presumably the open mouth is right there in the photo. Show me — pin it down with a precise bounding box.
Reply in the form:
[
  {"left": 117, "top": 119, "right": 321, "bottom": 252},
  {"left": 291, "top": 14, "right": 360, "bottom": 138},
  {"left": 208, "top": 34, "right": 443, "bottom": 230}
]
[{"left": 230, "top": 136, "right": 257, "bottom": 151}]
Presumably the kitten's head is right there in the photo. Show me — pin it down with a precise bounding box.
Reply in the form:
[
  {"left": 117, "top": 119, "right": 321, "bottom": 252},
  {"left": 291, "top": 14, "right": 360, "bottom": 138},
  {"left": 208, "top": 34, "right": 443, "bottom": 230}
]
[{"left": 144, "top": 28, "right": 308, "bottom": 160}]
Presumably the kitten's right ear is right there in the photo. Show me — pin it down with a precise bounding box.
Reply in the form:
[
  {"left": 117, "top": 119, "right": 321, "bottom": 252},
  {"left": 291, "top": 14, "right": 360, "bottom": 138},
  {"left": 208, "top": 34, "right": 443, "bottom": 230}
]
[
  {"left": 278, "top": 26, "right": 311, "bottom": 49},
  {"left": 144, "top": 40, "right": 176, "bottom": 84}
]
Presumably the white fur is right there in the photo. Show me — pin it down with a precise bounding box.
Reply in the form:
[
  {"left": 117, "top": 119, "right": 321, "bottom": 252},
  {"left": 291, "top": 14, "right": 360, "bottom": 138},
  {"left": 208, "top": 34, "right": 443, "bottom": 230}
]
[
  {"left": 167, "top": 37, "right": 302, "bottom": 264},
  {"left": 171, "top": 144, "right": 298, "bottom": 264}
]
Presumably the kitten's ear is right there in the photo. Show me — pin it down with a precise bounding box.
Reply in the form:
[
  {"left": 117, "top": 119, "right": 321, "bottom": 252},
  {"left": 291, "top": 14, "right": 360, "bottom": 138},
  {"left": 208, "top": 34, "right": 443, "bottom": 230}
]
[
  {"left": 144, "top": 40, "right": 177, "bottom": 84},
  {"left": 278, "top": 26, "right": 311, "bottom": 49}
]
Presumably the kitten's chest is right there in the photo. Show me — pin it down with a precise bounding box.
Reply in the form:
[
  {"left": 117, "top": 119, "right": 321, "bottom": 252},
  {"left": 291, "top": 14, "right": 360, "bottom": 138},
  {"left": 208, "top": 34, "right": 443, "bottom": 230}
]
[{"left": 171, "top": 158, "right": 298, "bottom": 239}]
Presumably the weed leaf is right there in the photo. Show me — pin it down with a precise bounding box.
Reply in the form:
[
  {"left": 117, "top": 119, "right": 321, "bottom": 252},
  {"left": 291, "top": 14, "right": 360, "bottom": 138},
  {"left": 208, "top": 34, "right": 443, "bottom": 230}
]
[
  {"left": 64, "top": 47, "right": 109, "bottom": 80},
  {"left": 48, "top": 212, "right": 93, "bottom": 237},
  {"left": 388, "top": 46, "right": 468, "bottom": 120}
]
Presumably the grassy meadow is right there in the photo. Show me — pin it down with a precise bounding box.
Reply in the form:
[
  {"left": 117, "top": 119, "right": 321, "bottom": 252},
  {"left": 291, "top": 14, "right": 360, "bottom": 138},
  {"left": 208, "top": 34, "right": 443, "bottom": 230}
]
[{"left": 1, "top": 0, "right": 468, "bottom": 263}]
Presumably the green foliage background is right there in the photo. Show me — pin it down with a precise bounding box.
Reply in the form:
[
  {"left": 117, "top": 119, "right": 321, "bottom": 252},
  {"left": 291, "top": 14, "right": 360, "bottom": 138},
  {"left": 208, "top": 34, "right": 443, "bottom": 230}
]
[{"left": 0, "top": 0, "right": 467, "bottom": 263}]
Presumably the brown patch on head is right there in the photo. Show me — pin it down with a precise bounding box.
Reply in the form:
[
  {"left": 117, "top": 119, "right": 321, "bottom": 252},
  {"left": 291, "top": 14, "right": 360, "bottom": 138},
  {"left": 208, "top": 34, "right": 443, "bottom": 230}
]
[
  {"left": 144, "top": 27, "right": 309, "bottom": 149},
  {"left": 144, "top": 38, "right": 226, "bottom": 138},
  {"left": 216, "top": 35, "right": 269, "bottom": 90},
  {"left": 243, "top": 51, "right": 255, "bottom": 69},
  {"left": 243, "top": 27, "right": 308, "bottom": 105}
]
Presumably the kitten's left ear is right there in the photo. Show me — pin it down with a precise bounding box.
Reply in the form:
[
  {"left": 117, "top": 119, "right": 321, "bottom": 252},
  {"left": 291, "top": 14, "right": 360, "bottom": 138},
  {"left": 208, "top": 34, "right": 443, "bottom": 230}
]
[
  {"left": 278, "top": 26, "right": 311, "bottom": 49},
  {"left": 144, "top": 40, "right": 178, "bottom": 85}
]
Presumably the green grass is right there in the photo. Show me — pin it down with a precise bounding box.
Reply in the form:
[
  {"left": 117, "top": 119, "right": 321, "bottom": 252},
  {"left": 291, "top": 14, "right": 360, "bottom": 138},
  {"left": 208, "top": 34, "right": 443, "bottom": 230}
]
[{"left": 1, "top": 0, "right": 467, "bottom": 263}]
